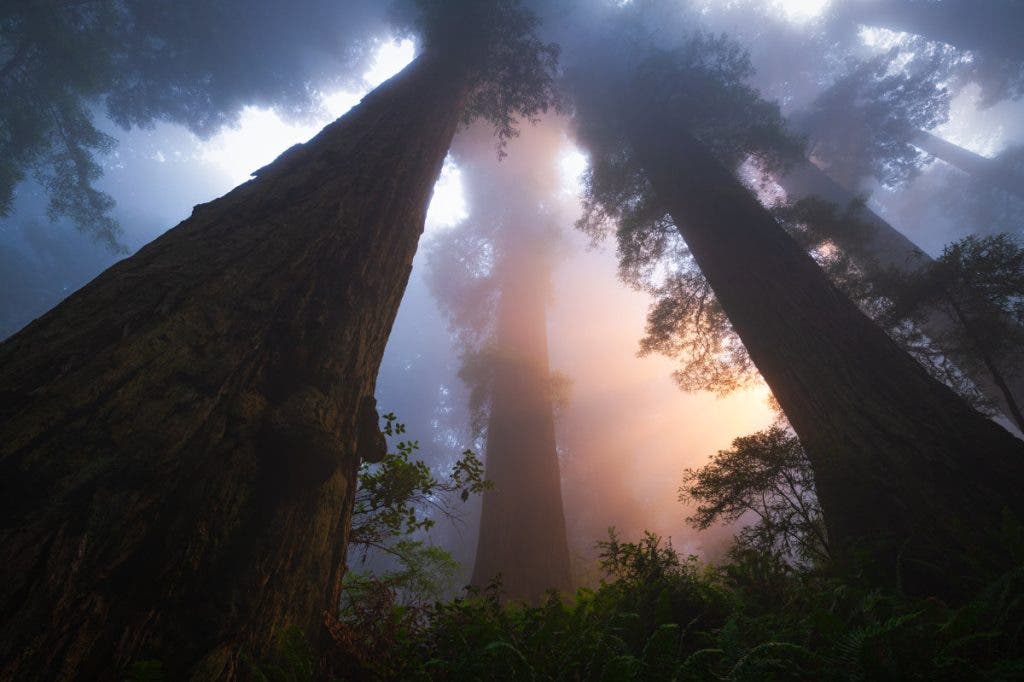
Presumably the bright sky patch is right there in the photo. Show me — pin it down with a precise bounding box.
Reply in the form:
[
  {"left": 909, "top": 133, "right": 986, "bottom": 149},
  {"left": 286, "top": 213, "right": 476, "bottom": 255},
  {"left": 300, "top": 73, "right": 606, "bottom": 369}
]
[
  {"left": 200, "top": 39, "right": 416, "bottom": 184},
  {"left": 773, "top": 0, "right": 830, "bottom": 23},
  {"left": 558, "top": 144, "right": 589, "bottom": 197},
  {"left": 197, "top": 38, "right": 466, "bottom": 226}
]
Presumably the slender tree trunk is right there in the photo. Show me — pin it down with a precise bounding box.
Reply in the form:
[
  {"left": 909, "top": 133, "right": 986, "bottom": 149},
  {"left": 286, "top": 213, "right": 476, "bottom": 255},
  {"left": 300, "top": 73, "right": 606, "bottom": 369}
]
[
  {"left": 777, "top": 158, "right": 933, "bottom": 270},
  {"left": 470, "top": 236, "right": 573, "bottom": 602},
  {"left": 0, "top": 53, "right": 469, "bottom": 681},
  {"left": 776, "top": 157, "right": 1024, "bottom": 427},
  {"left": 913, "top": 129, "right": 1024, "bottom": 202},
  {"left": 628, "top": 116, "right": 1024, "bottom": 599},
  {"left": 946, "top": 298, "right": 1024, "bottom": 433},
  {"left": 844, "top": 0, "right": 1024, "bottom": 64}
]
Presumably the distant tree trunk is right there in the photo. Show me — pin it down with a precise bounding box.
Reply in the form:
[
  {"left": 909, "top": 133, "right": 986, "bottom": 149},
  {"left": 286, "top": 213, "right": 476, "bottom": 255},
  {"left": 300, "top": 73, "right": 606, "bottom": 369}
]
[
  {"left": 844, "top": 0, "right": 1024, "bottom": 64},
  {"left": 0, "top": 52, "right": 469, "bottom": 681},
  {"left": 776, "top": 157, "right": 1024, "bottom": 428},
  {"left": 778, "top": 158, "right": 932, "bottom": 270},
  {"left": 470, "top": 235, "right": 573, "bottom": 602},
  {"left": 627, "top": 116, "right": 1024, "bottom": 599},
  {"left": 913, "top": 129, "right": 1024, "bottom": 202},
  {"left": 946, "top": 298, "right": 1024, "bottom": 433}
]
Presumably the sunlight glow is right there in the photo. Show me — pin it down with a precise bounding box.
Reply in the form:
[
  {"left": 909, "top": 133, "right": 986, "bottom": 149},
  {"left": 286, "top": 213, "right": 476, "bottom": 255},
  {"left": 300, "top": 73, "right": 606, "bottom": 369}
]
[
  {"left": 200, "top": 108, "right": 322, "bottom": 184},
  {"left": 558, "top": 144, "right": 589, "bottom": 197},
  {"left": 363, "top": 39, "right": 417, "bottom": 85},
  {"left": 773, "top": 0, "right": 830, "bottom": 23},
  {"left": 933, "top": 85, "right": 1006, "bottom": 157},
  {"left": 425, "top": 156, "right": 468, "bottom": 231},
  {"left": 694, "top": 0, "right": 829, "bottom": 25}
]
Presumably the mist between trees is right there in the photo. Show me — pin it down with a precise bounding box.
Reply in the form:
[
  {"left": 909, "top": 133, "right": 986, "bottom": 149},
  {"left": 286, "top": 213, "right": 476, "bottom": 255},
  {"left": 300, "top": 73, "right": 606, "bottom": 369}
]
[{"left": 2, "top": 0, "right": 1024, "bottom": 679}]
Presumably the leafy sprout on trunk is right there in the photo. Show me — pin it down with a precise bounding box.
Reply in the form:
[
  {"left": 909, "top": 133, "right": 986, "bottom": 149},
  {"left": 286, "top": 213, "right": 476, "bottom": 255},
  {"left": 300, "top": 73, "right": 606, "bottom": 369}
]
[{"left": 348, "top": 412, "right": 491, "bottom": 563}]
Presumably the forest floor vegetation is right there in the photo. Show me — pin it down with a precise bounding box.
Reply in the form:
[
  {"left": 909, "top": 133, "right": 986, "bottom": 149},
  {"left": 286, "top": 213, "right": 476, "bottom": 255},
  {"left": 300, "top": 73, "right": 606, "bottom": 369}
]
[{"left": 234, "top": 530, "right": 1024, "bottom": 681}]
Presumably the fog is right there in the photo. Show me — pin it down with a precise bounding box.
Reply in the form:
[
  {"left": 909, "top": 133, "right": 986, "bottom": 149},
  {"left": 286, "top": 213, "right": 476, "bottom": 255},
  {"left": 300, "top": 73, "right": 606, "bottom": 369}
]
[{"left": 3, "top": 0, "right": 1023, "bottom": 591}]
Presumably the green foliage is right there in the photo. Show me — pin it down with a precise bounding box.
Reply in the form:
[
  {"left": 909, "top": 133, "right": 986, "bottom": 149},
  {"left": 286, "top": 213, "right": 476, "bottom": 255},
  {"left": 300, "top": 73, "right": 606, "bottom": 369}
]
[
  {"left": 242, "top": 627, "right": 316, "bottom": 682},
  {"left": 125, "top": 659, "right": 166, "bottom": 682},
  {"left": 567, "top": 11, "right": 802, "bottom": 398},
  {"left": 349, "top": 413, "right": 490, "bottom": 560},
  {"left": 41, "top": 104, "right": 122, "bottom": 250},
  {"left": 409, "top": 0, "right": 561, "bottom": 156},
  {"left": 798, "top": 49, "right": 950, "bottom": 188},
  {"left": 636, "top": 249, "right": 757, "bottom": 394},
  {"left": 331, "top": 542, "right": 460, "bottom": 677},
  {"left": 1, "top": 1, "right": 125, "bottom": 249},
  {"left": 344, "top": 541, "right": 459, "bottom": 608},
  {"left": 681, "top": 427, "right": 830, "bottom": 568},
  {"left": 597, "top": 528, "right": 692, "bottom": 584},
  {"left": 375, "top": 545, "right": 732, "bottom": 681},
  {"left": 3, "top": 0, "right": 558, "bottom": 245},
  {"left": 883, "top": 233, "right": 1024, "bottom": 427},
  {"left": 339, "top": 532, "right": 1024, "bottom": 680},
  {"left": 884, "top": 234, "right": 1024, "bottom": 403},
  {"left": 777, "top": 200, "right": 1024, "bottom": 418}
]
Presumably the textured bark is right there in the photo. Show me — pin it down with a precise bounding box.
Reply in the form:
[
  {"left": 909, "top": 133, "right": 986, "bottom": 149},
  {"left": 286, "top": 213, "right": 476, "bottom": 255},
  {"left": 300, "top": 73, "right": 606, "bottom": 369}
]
[
  {"left": 629, "top": 116, "right": 1024, "bottom": 598},
  {"left": 0, "top": 53, "right": 468, "bottom": 681},
  {"left": 845, "top": 0, "right": 1024, "bottom": 64},
  {"left": 913, "top": 129, "right": 1024, "bottom": 203},
  {"left": 777, "top": 157, "right": 1024, "bottom": 427},
  {"left": 470, "top": 238, "right": 572, "bottom": 602}
]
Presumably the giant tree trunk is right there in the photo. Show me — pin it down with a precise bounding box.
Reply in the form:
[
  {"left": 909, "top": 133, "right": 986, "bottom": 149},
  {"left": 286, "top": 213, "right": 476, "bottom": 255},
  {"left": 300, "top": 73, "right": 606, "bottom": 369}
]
[
  {"left": 843, "top": 0, "right": 1024, "bottom": 64},
  {"left": 0, "top": 53, "right": 468, "bottom": 681},
  {"left": 913, "top": 129, "right": 1024, "bottom": 202},
  {"left": 470, "top": 237, "right": 573, "bottom": 602},
  {"left": 776, "top": 157, "right": 1024, "bottom": 429},
  {"left": 628, "top": 116, "right": 1024, "bottom": 599}
]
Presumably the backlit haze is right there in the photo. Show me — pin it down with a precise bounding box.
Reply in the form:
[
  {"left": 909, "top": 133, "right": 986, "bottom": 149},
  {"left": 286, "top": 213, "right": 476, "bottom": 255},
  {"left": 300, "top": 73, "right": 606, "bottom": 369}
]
[{"left": 4, "top": 0, "right": 1024, "bottom": 588}]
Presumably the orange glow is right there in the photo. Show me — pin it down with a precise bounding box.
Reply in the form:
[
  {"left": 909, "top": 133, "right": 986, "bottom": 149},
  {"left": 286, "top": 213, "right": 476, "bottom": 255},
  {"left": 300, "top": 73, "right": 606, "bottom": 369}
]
[{"left": 549, "top": 206, "right": 775, "bottom": 568}]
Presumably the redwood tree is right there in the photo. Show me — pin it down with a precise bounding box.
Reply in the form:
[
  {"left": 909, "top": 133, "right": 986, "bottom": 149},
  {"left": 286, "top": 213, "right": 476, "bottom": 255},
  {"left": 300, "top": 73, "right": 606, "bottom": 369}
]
[
  {"left": 777, "top": 51, "right": 1024, "bottom": 424},
  {"left": 469, "top": 233, "right": 573, "bottom": 602},
  {"left": 776, "top": 158, "right": 1024, "bottom": 425},
  {"left": 427, "top": 123, "right": 573, "bottom": 602},
  {"left": 0, "top": 2, "right": 558, "bottom": 679},
  {"left": 839, "top": 0, "right": 1024, "bottom": 64},
  {"left": 829, "top": 0, "right": 1024, "bottom": 105},
  {"left": 570, "top": 32, "right": 1024, "bottom": 599},
  {"left": 913, "top": 129, "right": 1024, "bottom": 203}
]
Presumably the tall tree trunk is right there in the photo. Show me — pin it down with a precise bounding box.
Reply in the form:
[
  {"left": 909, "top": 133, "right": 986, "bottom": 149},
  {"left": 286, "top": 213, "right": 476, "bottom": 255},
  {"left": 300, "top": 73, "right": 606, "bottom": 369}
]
[
  {"left": 913, "top": 129, "right": 1024, "bottom": 202},
  {"left": 844, "top": 0, "right": 1024, "bottom": 64},
  {"left": 470, "top": 236, "right": 573, "bottom": 602},
  {"left": 628, "top": 116, "right": 1024, "bottom": 599},
  {"left": 776, "top": 157, "right": 1024, "bottom": 428},
  {"left": 0, "top": 53, "right": 469, "bottom": 681}
]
